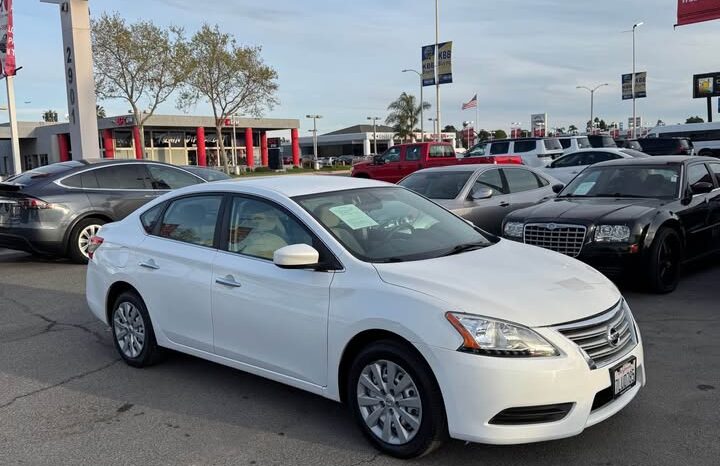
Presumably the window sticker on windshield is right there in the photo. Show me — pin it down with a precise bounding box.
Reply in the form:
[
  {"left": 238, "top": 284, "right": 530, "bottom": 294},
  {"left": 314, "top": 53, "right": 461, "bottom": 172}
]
[
  {"left": 670, "top": 175, "right": 678, "bottom": 183},
  {"left": 574, "top": 182, "right": 595, "bottom": 195},
  {"left": 329, "top": 205, "right": 379, "bottom": 230}
]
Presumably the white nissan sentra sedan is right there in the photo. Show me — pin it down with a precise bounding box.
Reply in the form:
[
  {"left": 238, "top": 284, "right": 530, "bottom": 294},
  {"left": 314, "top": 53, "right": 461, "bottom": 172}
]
[{"left": 86, "top": 176, "right": 644, "bottom": 458}]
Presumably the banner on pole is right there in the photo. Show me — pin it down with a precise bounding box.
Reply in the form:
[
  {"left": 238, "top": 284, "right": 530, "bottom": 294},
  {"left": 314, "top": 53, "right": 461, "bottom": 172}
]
[
  {"left": 622, "top": 72, "right": 647, "bottom": 100},
  {"left": 437, "top": 41, "right": 453, "bottom": 84},
  {"left": 0, "top": 0, "right": 16, "bottom": 77},
  {"left": 677, "top": 0, "right": 720, "bottom": 26},
  {"left": 422, "top": 45, "right": 435, "bottom": 87}
]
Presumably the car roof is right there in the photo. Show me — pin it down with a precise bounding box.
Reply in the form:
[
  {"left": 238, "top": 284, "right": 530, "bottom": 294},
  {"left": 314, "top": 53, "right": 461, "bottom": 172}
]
[{"left": 592, "top": 155, "right": 713, "bottom": 167}]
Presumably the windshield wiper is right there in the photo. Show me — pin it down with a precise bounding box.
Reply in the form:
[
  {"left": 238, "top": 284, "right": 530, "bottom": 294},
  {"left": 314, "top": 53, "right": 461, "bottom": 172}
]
[
  {"left": 593, "top": 193, "right": 648, "bottom": 198},
  {"left": 374, "top": 257, "right": 406, "bottom": 263},
  {"left": 443, "top": 242, "right": 488, "bottom": 257}
]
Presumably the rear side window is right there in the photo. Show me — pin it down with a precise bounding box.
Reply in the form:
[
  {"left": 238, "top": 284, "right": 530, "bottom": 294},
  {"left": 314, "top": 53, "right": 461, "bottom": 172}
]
[
  {"left": 7, "top": 161, "right": 84, "bottom": 186},
  {"left": 94, "top": 165, "right": 149, "bottom": 189},
  {"left": 503, "top": 168, "right": 542, "bottom": 193},
  {"left": 543, "top": 138, "right": 563, "bottom": 150},
  {"left": 62, "top": 171, "right": 100, "bottom": 189},
  {"left": 577, "top": 137, "right": 591, "bottom": 149},
  {"left": 405, "top": 146, "right": 422, "bottom": 161},
  {"left": 157, "top": 196, "right": 223, "bottom": 247},
  {"left": 514, "top": 141, "right": 536, "bottom": 153},
  {"left": 489, "top": 142, "right": 510, "bottom": 155},
  {"left": 559, "top": 139, "right": 571, "bottom": 149},
  {"left": 429, "top": 145, "right": 453, "bottom": 158},
  {"left": 140, "top": 203, "right": 165, "bottom": 234},
  {"left": 147, "top": 165, "right": 203, "bottom": 190}
]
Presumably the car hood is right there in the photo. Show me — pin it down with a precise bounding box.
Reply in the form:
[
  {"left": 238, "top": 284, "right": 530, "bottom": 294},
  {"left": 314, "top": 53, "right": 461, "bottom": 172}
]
[
  {"left": 373, "top": 239, "right": 619, "bottom": 327},
  {"left": 507, "top": 197, "right": 664, "bottom": 223},
  {"left": 352, "top": 161, "right": 372, "bottom": 170}
]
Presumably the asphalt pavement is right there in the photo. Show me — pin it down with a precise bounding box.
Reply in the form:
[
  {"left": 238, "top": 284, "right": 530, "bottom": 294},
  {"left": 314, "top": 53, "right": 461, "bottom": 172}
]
[{"left": 0, "top": 248, "right": 718, "bottom": 465}]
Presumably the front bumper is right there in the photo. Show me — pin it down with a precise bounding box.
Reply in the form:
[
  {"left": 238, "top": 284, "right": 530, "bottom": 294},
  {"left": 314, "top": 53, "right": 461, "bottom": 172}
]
[{"left": 419, "top": 326, "right": 645, "bottom": 445}]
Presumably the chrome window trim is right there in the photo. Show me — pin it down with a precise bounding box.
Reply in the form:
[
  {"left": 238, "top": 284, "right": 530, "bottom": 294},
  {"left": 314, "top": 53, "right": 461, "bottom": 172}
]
[{"left": 53, "top": 162, "right": 205, "bottom": 192}]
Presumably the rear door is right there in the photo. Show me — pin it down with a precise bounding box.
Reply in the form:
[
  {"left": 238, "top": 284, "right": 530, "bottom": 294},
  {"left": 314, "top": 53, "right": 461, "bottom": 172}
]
[
  {"left": 85, "top": 164, "right": 155, "bottom": 219},
  {"left": 502, "top": 167, "right": 550, "bottom": 211},
  {"left": 707, "top": 162, "right": 720, "bottom": 247}
]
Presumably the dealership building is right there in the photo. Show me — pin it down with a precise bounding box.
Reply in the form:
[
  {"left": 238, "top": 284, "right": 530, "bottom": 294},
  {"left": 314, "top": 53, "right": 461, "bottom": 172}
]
[{"left": 0, "top": 114, "right": 301, "bottom": 176}]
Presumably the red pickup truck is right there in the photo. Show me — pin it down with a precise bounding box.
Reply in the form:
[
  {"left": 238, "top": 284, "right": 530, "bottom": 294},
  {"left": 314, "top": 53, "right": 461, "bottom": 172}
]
[{"left": 351, "top": 142, "right": 521, "bottom": 183}]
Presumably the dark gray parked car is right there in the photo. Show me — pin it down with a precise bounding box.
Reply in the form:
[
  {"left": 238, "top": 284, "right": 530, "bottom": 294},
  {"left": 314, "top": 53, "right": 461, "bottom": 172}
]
[
  {"left": 398, "top": 164, "right": 560, "bottom": 235},
  {"left": 0, "top": 160, "right": 219, "bottom": 262}
]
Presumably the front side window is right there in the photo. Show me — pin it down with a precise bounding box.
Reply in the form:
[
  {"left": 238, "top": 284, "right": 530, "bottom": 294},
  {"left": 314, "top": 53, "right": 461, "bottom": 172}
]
[
  {"left": 504, "top": 168, "right": 542, "bottom": 193},
  {"left": 561, "top": 166, "right": 681, "bottom": 199},
  {"left": 552, "top": 153, "right": 581, "bottom": 168},
  {"left": 382, "top": 147, "right": 401, "bottom": 163},
  {"left": 687, "top": 164, "right": 714, "bottom": 194},
  {"left": 474, "top": 169, "right": 506, "bottom": 195},
  {"left": 466, "top": 144, "right": 486, "bottom": 157},
  {"left": 296, "top": 187, "right": 493, "bottom": 263},
  {"left": 227, "top": 197, "right": 313, "bottom": 260},
  {"left": 405, "top": 146, "right": 422, "bottom": 161},
  {"left": 399, "top": 171, "right": 472, "bottom": 200},
  {"left": 709, "top": 163, "right": 720, "bottom": 185},
  {"left": 158, "top": 196, "right": 222, "bottom": 247},
  {"left": 147, "top": 165, "right": 203, "bottom": 190},
  {"left": 94, "top": 164, "right": 149, "bottom": 190}
]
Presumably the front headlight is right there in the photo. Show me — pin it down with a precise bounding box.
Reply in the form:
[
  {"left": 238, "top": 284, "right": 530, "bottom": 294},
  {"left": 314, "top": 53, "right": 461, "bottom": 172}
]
[
  {"left": 446, "top": 312, "right": 560, "bottom": 357},
  {"left": 594, "top": 225, "right": 631, "bottom": 242},
  {"left": 503, "top": 222, "right": 524, "bottom": 238}
]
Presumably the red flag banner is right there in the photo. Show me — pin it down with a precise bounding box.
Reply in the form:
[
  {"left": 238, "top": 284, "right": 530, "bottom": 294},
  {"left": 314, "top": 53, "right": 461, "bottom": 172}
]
[
  {"left": 677, "top": 0, "right": 720, "bottom": 26},
  {"left": 0, "top": 0, "right": 15, "bottom": 77}
]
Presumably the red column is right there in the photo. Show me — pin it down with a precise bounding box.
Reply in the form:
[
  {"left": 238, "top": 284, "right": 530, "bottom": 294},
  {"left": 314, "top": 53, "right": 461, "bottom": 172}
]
[
  {"left": 57, "top": 134, "right": 70, "bottom": 162},
  {"left": 102, "top": 129, "right": 115, "bottom": 159},
  {"left": 196, "top": 127, "right": 207, "bottom": 166},
  {"left": 260, "top": 131, "right": 268, "bottom": 166},
  {"left": 291, "top": 128, "right": 300, "bottom": 167},
  {"left": 132, "top": 126, "right": 143, "bottom": 159},
  {"left": 245, "top": 127, "right": 255, "bottom": 169}
]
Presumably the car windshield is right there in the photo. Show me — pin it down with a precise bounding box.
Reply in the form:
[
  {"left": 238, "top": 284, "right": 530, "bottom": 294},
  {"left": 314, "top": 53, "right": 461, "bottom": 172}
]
[
  {"left": 3, "top": 161, "right": 85, "bottom": 185},
  {"left": 560, "top": 165, "right": 681, "bottom": 199},
  {"left": 295, "top": 187, "right": 494, "bottom": 263},
  {"left": 398, "top": 171, "right": 472, "bottom": 200}
]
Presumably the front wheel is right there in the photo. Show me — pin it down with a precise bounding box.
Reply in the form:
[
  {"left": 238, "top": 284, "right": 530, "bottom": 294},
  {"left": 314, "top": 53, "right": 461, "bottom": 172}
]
[
  {"left": 347, "top": 340, "right": 447, "bottom": 459},
  {"left": 647, "top": 228, "right": 683, "bottom": 293}
]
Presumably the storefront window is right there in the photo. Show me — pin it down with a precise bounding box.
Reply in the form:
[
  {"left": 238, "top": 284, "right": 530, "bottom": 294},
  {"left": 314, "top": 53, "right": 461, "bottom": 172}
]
[
  {"left": 153, "top": 131, "right": 185, "bottom": 148},
  {"left": 115, "top": 131, "right": 133, "bottom": 148}
]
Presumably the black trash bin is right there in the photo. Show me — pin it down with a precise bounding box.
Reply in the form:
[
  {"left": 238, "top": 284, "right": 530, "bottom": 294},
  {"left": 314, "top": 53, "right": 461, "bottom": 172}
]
[{"left": 268, "top": 148, "right": 283, "bottom": 170}]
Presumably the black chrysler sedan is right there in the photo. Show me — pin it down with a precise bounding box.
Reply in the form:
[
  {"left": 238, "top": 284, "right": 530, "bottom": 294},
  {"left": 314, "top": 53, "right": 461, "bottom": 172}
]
[{"left": 502, "top": 156, "right": 720, "bottom": 293}]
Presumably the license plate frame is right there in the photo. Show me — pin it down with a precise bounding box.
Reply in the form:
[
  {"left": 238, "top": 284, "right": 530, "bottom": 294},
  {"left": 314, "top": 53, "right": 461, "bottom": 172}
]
[{"left": 610, "top": 356, "right": 637, "bottom": 398}]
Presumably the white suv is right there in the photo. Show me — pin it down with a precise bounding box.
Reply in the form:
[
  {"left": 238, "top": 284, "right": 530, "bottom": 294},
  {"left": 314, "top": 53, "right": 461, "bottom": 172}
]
[
  {"left": 485, "top": 138, "right": 564, "bottom": 167},
  {"left": 558, "top": 136, "right": 592, "bottom": 155}
]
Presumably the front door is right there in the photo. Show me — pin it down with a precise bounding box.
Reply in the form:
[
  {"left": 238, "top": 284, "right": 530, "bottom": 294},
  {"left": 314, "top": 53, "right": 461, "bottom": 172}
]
[
  {"left": 679, "top": 164, "right": 714, "bottom": 257},
  {"left": 211, "top": 196, "right": 334, "bottom": 386},
  {"left": 373, "top": 147, "right": 403, "bottom": 183},
  {"left": 465, "top": 168, "right": 511, "bottom": 234}
]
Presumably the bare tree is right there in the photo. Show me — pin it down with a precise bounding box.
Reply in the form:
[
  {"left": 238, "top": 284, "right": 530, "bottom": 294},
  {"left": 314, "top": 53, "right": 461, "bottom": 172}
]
[
  {"left": 178, "top": 24, "right": 278, "bottom": 171},
  {"left": 92, "top": 13, "right": 190, "bottom": 156}
]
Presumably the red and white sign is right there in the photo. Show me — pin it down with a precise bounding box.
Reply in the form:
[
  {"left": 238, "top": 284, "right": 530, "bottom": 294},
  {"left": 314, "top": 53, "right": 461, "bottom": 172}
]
[
  {"left": 0, "top": 0, "right": 16, "bottom": 77},
  {"left": 677, "top": 0, "right": 720, "bottom": 26}
]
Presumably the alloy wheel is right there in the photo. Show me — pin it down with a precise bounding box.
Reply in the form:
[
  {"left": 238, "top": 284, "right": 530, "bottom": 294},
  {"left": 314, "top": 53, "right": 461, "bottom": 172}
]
[
  {"left": 113, "top": 302, "right": 146, "bottom": 359},
  {"left": 77, "top": 224, "right": 102, "bottom": 259},
  {"left": 356, "top": 360, "right": 423, "bottom": 445}
]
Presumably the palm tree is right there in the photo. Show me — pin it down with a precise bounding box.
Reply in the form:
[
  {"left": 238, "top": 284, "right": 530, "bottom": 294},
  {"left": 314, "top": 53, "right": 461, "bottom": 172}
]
[
  {"left": 96, "top": 105, "right": 106, "bottom": 118},
  {"left": 385, "top": 92, "right": 431, "bottom": 142},
  {"left": 42, "top": 109, "right": 58, "bottom": 122},
  {"left": 568, "top": 124, "right": 578, "bottom": 134}
]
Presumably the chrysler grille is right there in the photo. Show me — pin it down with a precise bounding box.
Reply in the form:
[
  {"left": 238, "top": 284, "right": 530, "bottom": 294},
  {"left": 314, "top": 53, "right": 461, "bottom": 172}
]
[
  {"left": 524, "top": 223, "right": 587, "bottom": 257},
  {"left": 555, "top": 301, "right": 637, "bottom": 369}
]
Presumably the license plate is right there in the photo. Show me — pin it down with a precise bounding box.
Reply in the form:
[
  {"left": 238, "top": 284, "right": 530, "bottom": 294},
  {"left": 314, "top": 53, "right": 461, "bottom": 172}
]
[{"left": 611, "top": 357, "right": 637, "bottom": 397}]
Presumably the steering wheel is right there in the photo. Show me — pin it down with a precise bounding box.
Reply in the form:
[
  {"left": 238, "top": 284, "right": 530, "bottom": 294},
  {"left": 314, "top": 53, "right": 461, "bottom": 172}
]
[{"left": 379, "top": 218, "right": 415, "bottom": 240}]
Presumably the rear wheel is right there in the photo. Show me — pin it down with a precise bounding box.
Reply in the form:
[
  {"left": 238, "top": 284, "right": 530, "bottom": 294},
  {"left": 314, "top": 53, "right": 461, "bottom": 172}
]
[
  {"left": 647, "top": 228, "right": 683, "bottom": 293},
  {"left": 68, "top": 218, "right": 106, "bottom": 264},
  {"left": 111, "top": 291, "right": 162, "bottom": 367},
  {"left": 347, "top": 340, "right": 447, "bottom": 459}
]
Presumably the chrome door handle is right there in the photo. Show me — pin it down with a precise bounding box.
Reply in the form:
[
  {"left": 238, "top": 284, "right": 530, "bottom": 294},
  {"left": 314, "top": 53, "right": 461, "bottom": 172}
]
[
  {"left": 138, "top": 260, "right": 160, "bottom": 270},
  {"left": 215, "top": 275, "right": 242, "bottom": 288}
]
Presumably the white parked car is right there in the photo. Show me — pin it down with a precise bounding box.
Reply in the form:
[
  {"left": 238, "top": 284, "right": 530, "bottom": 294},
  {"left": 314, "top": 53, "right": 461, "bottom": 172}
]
[
  {"left": 557, "top": 135, "right": 592, "bottom": 155},
  {"left": 542, "top": 148, "right": 649, "bottom": 184},
  {"left": 86, "top": 176, "right": 645, "bottom": 458},
  {"left": 484, "top": 138, "right": 564, "bottom": 167}
]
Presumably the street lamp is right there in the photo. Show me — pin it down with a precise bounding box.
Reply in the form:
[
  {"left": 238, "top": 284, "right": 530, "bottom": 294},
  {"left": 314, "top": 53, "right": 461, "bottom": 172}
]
[
  {"left": 306, "top": 114, "right": 322, "bottom": 169},
  {"left": 624, "top": 21, "right": 644, "bottom": 139},
  {"left": 367, "top": 117, "right": 381, "bottom": 155},
  {"left": 576, "top": 84, "right": 609, "bottom": 134},
  {"left": 510, "top": 121, "right": 521, "bottom": 138},
  {"left": 402, "top": 69, "right": 424, "bottom": 141},
  {"left": 462, "top": 121, "right": 474, "bottom": 148},
  {"left": 428, "top": 118, "right": 438, "bottom": 140}
]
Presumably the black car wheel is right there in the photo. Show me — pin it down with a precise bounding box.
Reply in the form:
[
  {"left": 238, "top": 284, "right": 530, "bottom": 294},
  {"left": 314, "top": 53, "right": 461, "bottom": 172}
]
[
  {"left": 647, "top": 228, "right": 683, "bottom": 293},
  {"left": 111, "top": 291, "right": 163, "bottom": 368},
  {"left": 68, "top": 218, "right": 106, "bottom": 264},
  {"left": 347, "top": 340, "right": 447, "bottom": 459}
]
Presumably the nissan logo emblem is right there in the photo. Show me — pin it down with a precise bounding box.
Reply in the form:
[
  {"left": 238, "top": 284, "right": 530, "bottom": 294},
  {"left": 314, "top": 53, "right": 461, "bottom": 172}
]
[{"left": 607, "top": 326, "right": 621, "bottom": 347}]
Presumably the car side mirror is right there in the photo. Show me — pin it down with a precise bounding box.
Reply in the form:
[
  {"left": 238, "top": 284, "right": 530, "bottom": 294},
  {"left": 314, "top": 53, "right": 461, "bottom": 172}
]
[
  {"left": 470, "top": 187, "right": 494, "bottom": 200},
  {"left": 552, "top": 183, "right": 565, "bottom": 194},
  {"left": 373, "top": 155, "right": 386, "bottom": 165},
  {"left": 692, "top": 181, "right": 714, "bottom": 195},
  {"left": 273, "top": 244, "right": 320, "bottom": 269}
]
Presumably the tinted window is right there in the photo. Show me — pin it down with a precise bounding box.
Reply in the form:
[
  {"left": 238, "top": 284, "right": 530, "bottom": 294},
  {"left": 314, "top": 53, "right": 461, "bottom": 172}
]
[
  {"left": 552, "top": 153, "right": 582, "bottom": 168},
  {"left": 687, "top": 164, "right": 714, "bottom": 194},
  {"left": 382, "top": 147, "right": 401, "bottom": 163},
  {"left": 399, "top": 172, "right": 472, "bottom": 200},
  {"left": 620, "top": 149, "right": 649, "bottom": 158},
  {"left": 94, "top": 164, "right": 149, "bottom": 189},
  {"left": 6, "top": 161, "right": 84, "bottom": 186},
  {"left": 147, "top": 165, "right": 203, "bottom": 190},
  {"left": 543, "top": 138, "right": 563, "bottom": 150},
  {"left": 591, "top": 152, "right": 622, "bottom": 164},
  {"left": 588, "top": 135, "right": 617, "bottom": 148},
  {"left": 709, "top": 163, "right": 720, "bottom": 185},
  {"left": 227, "top": 197, "right": 313, "bottom": 260},
  {"left": 559, "top": 139, "right": 571, "bottom": 149},
  {"left": 466, "top": 144, "right": 486, "bottom": 157},
  {"left": 577, "top": 137, "right": 591, "bottom": 149},
  {"left": 504, "top": 168, "right": 542, "bottom": 193},
  {"left": 141, "top": 203, "right": 165, "bottom": 234},
  {"left": 514, "top": 141, "right": 536, "bottom": 153},
  {"left": 405, "top": 146, "right": 422, "bottom": 161},
  {"left": 489, "top": 142, "right": 510, "bottom": 155},
  {"left": 429, "top": 145, "right": 453, "bottom": 158},
  {"left": 158, "top": 196, "right": 222, "bottom": 247},
  {"left": 63, "top": 170, "right": 99, "bottom": 189},
  {"left": 475, "top": 169, "right": 506, "bottom": 195}
]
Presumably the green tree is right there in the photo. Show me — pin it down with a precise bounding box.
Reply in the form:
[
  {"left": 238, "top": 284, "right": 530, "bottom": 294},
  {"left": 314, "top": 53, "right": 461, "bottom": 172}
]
[
  {"left": 42, "top": 109, "right": 58, "bottom": 122},
  {"left": 493, "top": 129, "right": 508, "bottom": 140},
  {"left": 686, "top": 116, "right": 704, "bottom": 124},
  {"left": 476, "top": 129, "right": 490, "bottom": 141},
  {"left": 385, "top": 92, "right": 431, "bottom": 142},
  {"left": 179, "top": 24, "right": 279, "bottom": 171},
  {"left": 92, "top": 12, "right": 191, "bottom": 156},
  {"left": 443, "top": 125, "right": 457, "bottom": 133},
  {"left": 96, "top": 105, "right": 106, "bottom": 119},
  {"left": 568, "top": 124, "right": 578, "bottom": 133}
]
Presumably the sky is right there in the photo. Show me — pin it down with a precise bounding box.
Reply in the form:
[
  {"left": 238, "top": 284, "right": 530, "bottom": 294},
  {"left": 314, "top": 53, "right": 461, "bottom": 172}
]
[{"left": 5, "top": 0, "right": 720, "bottom": 135}]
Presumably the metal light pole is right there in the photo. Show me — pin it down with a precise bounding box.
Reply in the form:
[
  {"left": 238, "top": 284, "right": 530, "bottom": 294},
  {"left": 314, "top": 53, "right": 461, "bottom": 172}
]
[
  {"left": 402, "top": 69, "right": 424, "bottom": 141},
  {"left": 577, "top": 84, "right": 609, "bottom": 134},
  {"left": 367, "top": 117, "right": 381, "bottom": 154},
  {"left": 306, "top": 114, "right": 322, "bottom": 169},
  {"left": 510, "top": 121, "right": 521, "bottom": 138},
  {"left": 435, "top": 0, "right": 441, "bottom": 142},
  {"left": 632, "top": 22, "right": 643, "bottom": 139},
  {"left": 428, "top": 118, "right": 438, "bottom": 139}
]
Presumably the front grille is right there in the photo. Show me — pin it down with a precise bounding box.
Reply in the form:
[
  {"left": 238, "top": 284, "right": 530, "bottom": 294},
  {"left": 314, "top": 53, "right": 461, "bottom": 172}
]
[
  {"left": 489, "top": 403, "right": 574, "bottom": 425},
  {"left": 524, "top": 223, "right": 587, "bottom": 257},
  {"left": 555, "top": 301, "right": 637, "bottom": 369}
]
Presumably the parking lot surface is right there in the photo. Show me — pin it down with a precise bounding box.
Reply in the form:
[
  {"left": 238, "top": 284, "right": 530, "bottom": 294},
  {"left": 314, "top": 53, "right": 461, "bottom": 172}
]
[{"left": 1, "top": 248, "right": 718, "bottom": 465}]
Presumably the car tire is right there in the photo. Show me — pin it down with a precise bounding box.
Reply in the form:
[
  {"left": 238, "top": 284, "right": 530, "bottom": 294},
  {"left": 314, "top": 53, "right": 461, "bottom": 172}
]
[
  {"left": 646, "top": 228, "right": 683, "bottom": 294},
  {"left": 68, "top": 218, "right": 106, "bottom": 264},
  {"left": 110, "top": 291, "right": 163, "bottom": 368},
  {"left": 347, "top": 339, "right": 447, "bottom": 459}
]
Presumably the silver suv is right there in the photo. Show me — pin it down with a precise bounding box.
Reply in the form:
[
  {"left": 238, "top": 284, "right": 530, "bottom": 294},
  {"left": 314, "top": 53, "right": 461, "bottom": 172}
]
[{"left": 484, "top": 138, "right": 564, "bottom": 167}]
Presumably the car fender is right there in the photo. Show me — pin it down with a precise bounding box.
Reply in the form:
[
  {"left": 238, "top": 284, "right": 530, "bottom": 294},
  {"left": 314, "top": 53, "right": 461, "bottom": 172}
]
[
  {"left": 62, "top": 210, "right": 116, "bottom": 254},
  {"left": 640, "top": 212, "right": 685, "bottom": 252}
]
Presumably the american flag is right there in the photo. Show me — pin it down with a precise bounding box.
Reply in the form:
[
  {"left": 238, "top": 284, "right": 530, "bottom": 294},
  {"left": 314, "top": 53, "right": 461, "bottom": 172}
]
[{"left": 462, "top": 94, "right": 478, "bottom": 110}]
